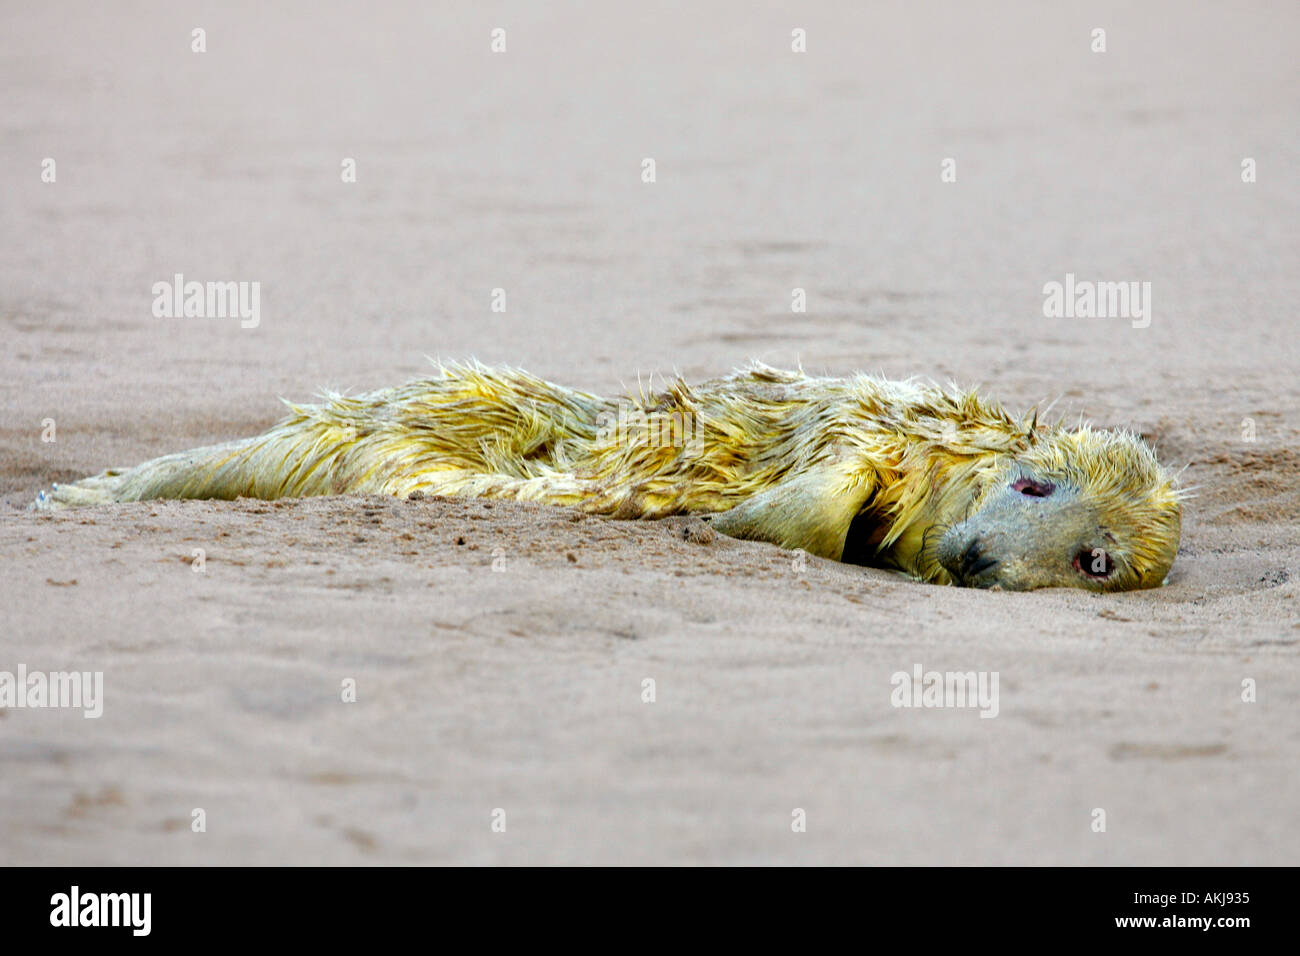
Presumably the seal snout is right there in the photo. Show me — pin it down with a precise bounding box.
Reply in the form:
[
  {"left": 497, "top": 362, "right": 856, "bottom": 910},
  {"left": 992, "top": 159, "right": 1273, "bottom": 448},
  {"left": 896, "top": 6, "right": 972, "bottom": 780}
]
[{"left": 940, "top": 534, "right": 1000, "bottom": 587}]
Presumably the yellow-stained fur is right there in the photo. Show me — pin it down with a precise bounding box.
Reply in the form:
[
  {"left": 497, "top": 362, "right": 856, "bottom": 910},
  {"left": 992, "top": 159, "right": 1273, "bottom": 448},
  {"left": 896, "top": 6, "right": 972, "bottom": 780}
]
[{"left": 35, "top": 361, "right": 1183, "bottom": 591}]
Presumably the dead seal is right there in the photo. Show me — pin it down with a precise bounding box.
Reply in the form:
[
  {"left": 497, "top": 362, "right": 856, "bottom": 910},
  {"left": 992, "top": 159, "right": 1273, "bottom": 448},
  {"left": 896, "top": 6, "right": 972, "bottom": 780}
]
[{"left": 34, "top": 361, "right": 1183, "bottom": 591}]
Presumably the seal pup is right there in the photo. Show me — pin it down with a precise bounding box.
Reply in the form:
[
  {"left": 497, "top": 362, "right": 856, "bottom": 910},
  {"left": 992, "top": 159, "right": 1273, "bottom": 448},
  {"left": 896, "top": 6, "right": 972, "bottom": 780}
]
[{"left": 34, "top": 361, "right": 1183, "bottom": 591}]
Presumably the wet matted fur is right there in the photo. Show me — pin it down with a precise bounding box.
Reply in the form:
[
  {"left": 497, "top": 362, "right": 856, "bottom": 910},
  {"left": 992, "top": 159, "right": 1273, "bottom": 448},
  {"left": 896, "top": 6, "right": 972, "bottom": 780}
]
[{"left": 34, "top": 361, "right": 1183, "bottom": 591}]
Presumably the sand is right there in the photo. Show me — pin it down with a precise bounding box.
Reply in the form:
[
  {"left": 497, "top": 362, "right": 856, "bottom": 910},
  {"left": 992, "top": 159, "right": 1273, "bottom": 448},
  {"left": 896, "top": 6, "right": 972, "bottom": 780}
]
[{"left": 1, "top": 1, "right": 1297, "bottom": 864}]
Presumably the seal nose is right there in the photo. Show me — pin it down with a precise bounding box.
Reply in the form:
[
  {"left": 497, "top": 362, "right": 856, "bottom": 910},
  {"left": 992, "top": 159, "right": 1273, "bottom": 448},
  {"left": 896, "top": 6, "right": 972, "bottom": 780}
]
[{"left": 957, "top": 538, "right": 998, "bottom": 584}]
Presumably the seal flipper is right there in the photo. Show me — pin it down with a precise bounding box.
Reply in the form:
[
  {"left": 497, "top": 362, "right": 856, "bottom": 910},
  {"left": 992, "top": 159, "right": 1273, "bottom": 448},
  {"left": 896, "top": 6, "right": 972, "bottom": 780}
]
[
  {"left": 705, "top": 463, "right": 875, "bottom": 560},
  {"left": 32, "top": 438, "right": 265, "bottom": 510}
]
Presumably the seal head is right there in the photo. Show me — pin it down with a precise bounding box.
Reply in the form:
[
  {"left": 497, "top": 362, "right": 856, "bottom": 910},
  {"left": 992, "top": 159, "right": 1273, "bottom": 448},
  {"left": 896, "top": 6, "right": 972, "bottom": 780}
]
[{"left": 935, "top": 428, "right": 1181, "bottom": 591}]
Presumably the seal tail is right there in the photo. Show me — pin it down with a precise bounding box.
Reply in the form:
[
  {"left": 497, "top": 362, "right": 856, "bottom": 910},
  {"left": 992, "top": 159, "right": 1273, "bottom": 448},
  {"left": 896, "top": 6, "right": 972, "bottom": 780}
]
[
  {"left": 30, "top": 405, "right": 439, "bottom": 511},
  {"left": 32, "top": 436, "right": 284, "bottom": 511},
  {"left": 30, "top": 362, "right": 613, "bottom": 511}
]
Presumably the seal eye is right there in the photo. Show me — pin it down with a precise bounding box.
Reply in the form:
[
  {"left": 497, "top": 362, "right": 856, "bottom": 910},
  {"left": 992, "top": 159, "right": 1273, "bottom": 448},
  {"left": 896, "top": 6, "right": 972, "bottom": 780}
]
[
  {"left": 1074, "top": 548, "right": 1115, "bottom": 579},
  {"left": 1012, "top": 477, "right": 1055, "bottom": 498}
]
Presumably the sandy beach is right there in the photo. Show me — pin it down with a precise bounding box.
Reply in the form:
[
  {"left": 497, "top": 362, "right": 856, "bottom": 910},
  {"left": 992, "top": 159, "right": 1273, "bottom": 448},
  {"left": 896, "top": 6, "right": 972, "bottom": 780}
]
[{"left": 2, "top": 1, "right": 1297, "bottom": 864}]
